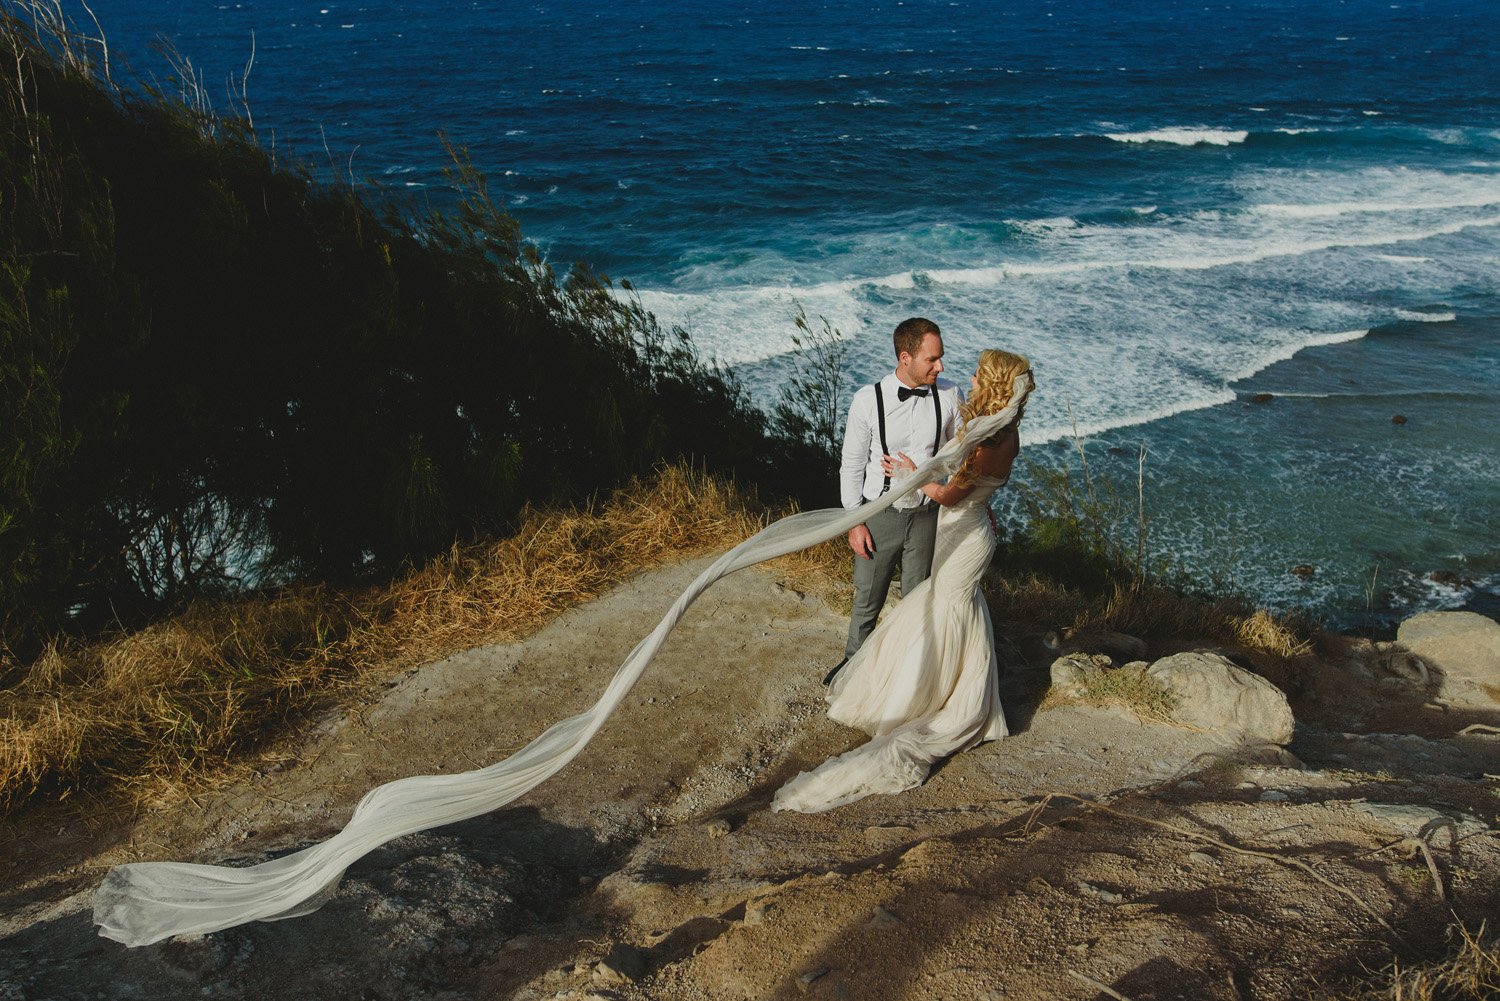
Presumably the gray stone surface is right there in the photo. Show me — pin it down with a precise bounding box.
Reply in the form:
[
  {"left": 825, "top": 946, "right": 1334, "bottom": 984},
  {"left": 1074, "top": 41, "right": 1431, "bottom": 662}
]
[
  {"left": 1397, "top": 611, "right": 1500, "bottom": 699},
  {"left": 1147, "top": 651, "right": 1295, "bottom": 744}
]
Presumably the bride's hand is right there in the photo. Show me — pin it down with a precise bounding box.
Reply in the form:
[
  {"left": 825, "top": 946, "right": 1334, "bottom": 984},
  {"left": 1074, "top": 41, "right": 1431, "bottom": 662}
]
[{"left": 879, "top": 452, "right": 917, "bottom": 478}]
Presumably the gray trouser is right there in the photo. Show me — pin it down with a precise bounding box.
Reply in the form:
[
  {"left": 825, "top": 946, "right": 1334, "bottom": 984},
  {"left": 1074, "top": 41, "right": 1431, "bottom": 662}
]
[{"left": 845, "top": 503, "right": 940, "bottom": 658}]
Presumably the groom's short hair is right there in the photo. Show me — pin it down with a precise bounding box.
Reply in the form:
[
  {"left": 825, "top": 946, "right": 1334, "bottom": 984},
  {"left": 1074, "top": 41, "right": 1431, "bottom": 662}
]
[{"left": 893, "top": 317, "right": 941, "bottom": 359}]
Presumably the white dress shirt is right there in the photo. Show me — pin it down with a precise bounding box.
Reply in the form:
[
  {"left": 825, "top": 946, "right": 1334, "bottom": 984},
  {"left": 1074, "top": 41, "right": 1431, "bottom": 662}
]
[{"left": 840, "top": 374, "right": 964, "bottom": 511}]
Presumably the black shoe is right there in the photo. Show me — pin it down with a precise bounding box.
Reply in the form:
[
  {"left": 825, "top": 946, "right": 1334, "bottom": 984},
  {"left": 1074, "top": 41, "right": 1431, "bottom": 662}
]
[{"left": 823, "top": 657, "right": 849, "bottom": 686}]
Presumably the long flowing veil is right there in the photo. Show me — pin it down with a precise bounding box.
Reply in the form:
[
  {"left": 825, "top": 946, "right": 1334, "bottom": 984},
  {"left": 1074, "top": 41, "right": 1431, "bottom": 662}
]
[{"left": 93, "top": 374, "right": 1034, "bottom": 947}]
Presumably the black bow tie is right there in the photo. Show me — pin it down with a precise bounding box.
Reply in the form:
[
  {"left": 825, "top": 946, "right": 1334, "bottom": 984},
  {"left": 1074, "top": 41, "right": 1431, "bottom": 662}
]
[{"left": 897, "top": 385, "right": 929, "bottom": 402}]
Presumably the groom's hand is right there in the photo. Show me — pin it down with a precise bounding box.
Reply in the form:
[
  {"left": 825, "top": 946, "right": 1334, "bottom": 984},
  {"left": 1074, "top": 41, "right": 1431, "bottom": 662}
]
[{"left": 848, "top": 524, "right": 874, "bottom": 559}]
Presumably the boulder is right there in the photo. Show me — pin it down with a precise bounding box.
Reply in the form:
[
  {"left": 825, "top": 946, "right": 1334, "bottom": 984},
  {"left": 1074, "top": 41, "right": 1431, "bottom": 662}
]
[
  {"left": 1049, "top": 653, "right": 1109, "bottom": 695},
  {"left": 1396, "top": 612, "right": 1500, "bottom": 698},
  {"left": 1146, "top": 652, "right": 1295, "bottom": 744}
]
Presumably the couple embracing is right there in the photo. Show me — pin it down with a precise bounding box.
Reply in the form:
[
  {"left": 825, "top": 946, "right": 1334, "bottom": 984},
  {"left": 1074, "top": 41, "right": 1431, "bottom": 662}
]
[
  {"left": 771, "top": 318, "right": 1032, "bottom": 813},
  {"left": 93, "top": 316, "right": 1033, "bottom": 945}
]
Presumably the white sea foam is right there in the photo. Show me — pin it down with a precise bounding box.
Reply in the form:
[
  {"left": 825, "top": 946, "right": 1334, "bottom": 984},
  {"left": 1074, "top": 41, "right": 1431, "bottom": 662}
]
[
  {"left": 1254, "top": 194, "right": 1500, "bottom": 218},
  {"left": 1375, "top": 254, "right": 1433, "bottom": 263},
  {"left": 1105, "top": 128, "right": 1248, "bottom": 146},
  {"left": 1394, "top": 309, "right": 1456, "bottom": 322},
  {"left": 1221, "top": 329, "right": 1369, "bottom": 384},
  {"left": 1025, "top": 389, "right": 1239, "bottom": 445}
]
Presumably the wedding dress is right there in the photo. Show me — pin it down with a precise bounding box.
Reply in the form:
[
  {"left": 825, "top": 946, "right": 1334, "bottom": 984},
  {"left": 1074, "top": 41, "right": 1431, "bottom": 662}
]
[
  {"left": 92, "top": 376, "right": 1032, "bottom": 947},
  {"left": 770, "top": 470, "right": 1008, "bottom": 814}
]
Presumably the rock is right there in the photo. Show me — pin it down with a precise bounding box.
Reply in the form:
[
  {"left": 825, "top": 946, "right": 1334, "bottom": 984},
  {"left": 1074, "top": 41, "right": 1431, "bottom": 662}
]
[
  {"left": 703, "top": 818, "right": 731, "bottom": 839},
  {"left": 593, "top": 944, "right": 647, "bottom": 986},
  {"left": 1187, "top": 851, "right": 1218, "bottom": 867},
  {"left": 1291, "top": 564, "right": 1316, "bottom": 577},
  {"left": 1429, "top": 570, "right": 1465, "bottom": 588},
  {"left": 1260, "top": 790, "right": 1290, "bottom": 802},
  {"left": 1397, "top": 611, "right": 1500, "bottom": 698},
  {"left": 1147, "top": 651, "right": 1295, "bottom": 744},
  {"left": 1049, "top": 652, "right": 1112, "bottom": 694},
  {"left": 744, "top": 899, "right": 774, "bottom": 926},
  {"left": 1049, "top": 654, "right": 1089, "bottom": 694},
  {"left": 1353, "top": 803, "right": 1490, "bottom": 842},
  {"left": 1251, "top": 392, "right": 1274, "bottom": 403},
  {"left": 1391, "top": 414, "right": 1408, "bottom": 424},
  {"left": 866, "top": 906, "right": 903, "bottom": 928},
  {"left": 1047, "top": 626, "right": 1147, "bottom": 661},
  {"left": 797, "top": 968, "right": 830, "bottom": 993},
  {"left": 1077, "top": 881, "right": 1123, "bottom": 904}
]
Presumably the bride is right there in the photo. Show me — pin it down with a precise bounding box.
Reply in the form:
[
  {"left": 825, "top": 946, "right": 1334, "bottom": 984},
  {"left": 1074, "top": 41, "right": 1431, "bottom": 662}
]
[
  {"left": 773, "top": 349, "right": 1030, "bottom": 813},
  {"left": 93, "top": 354, "right": 1034, "bottom": 947}
]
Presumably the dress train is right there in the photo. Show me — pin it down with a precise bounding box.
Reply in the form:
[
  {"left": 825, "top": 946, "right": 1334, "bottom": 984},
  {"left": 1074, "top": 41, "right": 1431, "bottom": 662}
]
[{"left": 93, "top": 377, "right": 1033, "bottom": 947}]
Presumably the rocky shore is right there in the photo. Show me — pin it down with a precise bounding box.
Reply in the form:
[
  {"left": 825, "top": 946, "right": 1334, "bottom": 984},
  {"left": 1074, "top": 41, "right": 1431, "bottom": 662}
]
[{"left": 3, "top": 556, "right": 1500, "bottom": 1001}]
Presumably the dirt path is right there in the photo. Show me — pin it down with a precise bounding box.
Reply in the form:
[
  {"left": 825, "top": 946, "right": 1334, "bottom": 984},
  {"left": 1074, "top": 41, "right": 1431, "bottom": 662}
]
[{"left": 4, "top": 554, "right": 1500, "bottom": 1001}]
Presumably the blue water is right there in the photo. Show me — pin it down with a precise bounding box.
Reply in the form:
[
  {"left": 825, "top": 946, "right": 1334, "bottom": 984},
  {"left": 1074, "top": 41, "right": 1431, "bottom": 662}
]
[{"left": 71, "top": 0, "right": 1500, "bottom": 626}]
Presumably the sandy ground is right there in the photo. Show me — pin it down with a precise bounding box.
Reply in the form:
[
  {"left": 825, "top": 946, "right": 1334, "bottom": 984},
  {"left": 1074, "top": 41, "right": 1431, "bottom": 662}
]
[{"left": 4, "top": 553, "right": 1500, "bottom": 1001}]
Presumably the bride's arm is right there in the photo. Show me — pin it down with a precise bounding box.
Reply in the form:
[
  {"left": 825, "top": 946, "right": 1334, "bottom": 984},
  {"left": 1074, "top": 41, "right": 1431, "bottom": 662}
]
[{"left": 891, "top": 431, "right": 1019, "bottom": 508}]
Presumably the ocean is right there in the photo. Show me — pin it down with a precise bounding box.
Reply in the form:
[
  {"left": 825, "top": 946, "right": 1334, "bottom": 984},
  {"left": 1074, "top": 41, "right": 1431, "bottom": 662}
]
[{"left": 70, "top": 0, "right": 1500, "bottom": 628}]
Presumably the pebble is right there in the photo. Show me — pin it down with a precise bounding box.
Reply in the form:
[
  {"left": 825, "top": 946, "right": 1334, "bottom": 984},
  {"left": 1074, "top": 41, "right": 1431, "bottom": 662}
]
[
  {"left": 866, "top": 906, "right": 903, "bottom": 928},
  {"left": 1188, "top": 851, "right": 1218, "bottom": 867},
  {"left": 1260, "top": 790, "right": 1290, "bottom": 802},
  {"left": 797, "top": 968, "right": 830, "bottom": 993},
  {"left": 744, "top": 900, "right": 773, "bottom": 926},
  {"left": 1077, "top": 881, "right": 1123, "bottom": 904},
  {"left": 593, "top": 945, "right": 646, "bottom": 986},
  {"left": 704, "top": 818, "right": 732, "bottom": 839}
]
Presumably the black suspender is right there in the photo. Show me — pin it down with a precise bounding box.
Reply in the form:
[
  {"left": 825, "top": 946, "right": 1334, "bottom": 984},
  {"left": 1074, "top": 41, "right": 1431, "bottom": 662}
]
[
  {"left": 872, "top": 382, "right": 942, "bottom": 496},
  {"left": 931, "top": 388, "right": 942, "bottom": 455}
]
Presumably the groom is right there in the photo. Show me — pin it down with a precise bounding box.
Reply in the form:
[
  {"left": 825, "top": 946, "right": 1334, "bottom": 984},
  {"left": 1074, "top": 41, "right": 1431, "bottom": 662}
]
[{"left": 830, "top": 317, "right": 963, "bottom": 681}]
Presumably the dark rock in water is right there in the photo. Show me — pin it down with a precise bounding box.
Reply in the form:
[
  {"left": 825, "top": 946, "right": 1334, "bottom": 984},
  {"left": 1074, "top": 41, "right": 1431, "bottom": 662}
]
[
  {"left": 1251, "top": 393, "right": 1274, "bottom": 404},
  {"left": 1392, "top": 414, "right": 1408, "bottom": 424},
  {"left": 1291, "top": 564, "right": 1316, "bottom": 577},
  {"left": 1108, "top": 446, "right": 1125, "bottom": 455},
  {"left": 1430, "top": 570, "right": 1464, "bottom": 588}
]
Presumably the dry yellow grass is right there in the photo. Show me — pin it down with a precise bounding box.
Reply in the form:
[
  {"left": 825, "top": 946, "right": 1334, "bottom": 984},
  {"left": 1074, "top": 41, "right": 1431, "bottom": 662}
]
[
  {"left": 984, "top": 569, "right": 1314, "bottom": 663},
  {"left": 1313, "top": 922, "right": 1500, "bottom": 1000},
  {"left": 0, "top": 464, "right": 804, "bottom": 818},
  {"left": 1, "top": 459, "right": 1315, "bottom": 822}
]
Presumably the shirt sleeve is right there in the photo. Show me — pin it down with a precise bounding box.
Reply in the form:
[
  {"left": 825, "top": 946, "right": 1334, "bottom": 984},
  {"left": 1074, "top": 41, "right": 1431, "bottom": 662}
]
[{"left": 840, "top": 388, "right": 876, "bottom": 510}]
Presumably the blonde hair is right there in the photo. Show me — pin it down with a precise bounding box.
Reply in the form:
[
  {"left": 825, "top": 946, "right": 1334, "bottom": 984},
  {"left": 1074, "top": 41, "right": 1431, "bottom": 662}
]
[{"left": 952, "top": 349, "right": 1033, "bottom": 487}]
